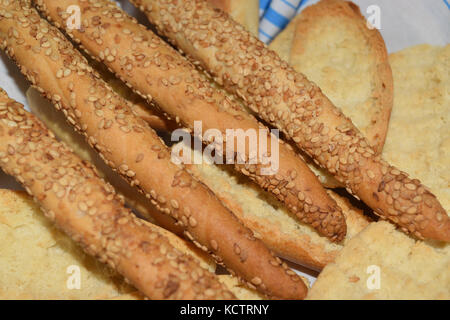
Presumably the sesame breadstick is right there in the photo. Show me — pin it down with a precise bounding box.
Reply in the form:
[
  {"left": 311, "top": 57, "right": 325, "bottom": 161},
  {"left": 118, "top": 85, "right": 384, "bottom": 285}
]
[
  {"left": 108, "top": 82, "right": 175, "bottom": 132},
  {"left": 0, "top": 87, "right": 234, "bottom": 300},
  {"left": 34, "top": 0, "right": 347, "bottom": 242},
  {"left": 0, "top": 2, "right": 307, "bottom": 299},
  {"left": 91, "top": 59, "right": 178, "bottom": 132},
  {"left": 131, "top": 0, "right": 450, "bottom": 242},
  {"left": 26, "top": 86, "right": 184, "bottom": 235}
]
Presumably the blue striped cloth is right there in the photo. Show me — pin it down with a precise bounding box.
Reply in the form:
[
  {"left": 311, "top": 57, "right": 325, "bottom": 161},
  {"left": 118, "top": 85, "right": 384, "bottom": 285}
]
[{"left": 259, "top": 0, "right": 310, "bottom": 43}]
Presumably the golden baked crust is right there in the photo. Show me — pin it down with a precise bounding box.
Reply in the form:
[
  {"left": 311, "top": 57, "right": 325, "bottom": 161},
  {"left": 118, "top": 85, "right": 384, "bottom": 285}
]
[
  {"left": 384, "top": 44, "right": 450, "bottom": 213},
  {"left": 26, "top": 87, "right": 185, "bottom": 236},
  {"left": 209, "top": 0, "right": 259, "bottom": 36},
  {"left": 218, "top": 275, "right": 264, "bottom": 300},
  {"left": 0, "top": 189, "right": 134, "bottom": 300},
  {"left": 92, "top": 60, "right": 178, "bottom": 131},
  {"left": 307, "top": 221, "right": 450, "bottom": 299}
]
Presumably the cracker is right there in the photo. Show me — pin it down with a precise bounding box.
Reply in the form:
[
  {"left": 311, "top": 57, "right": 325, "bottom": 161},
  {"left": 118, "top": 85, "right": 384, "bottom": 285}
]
[
  {"left": 268, "top": 14, "right": 298, "bottom": 62},
  {"left": 307, "top": 221, "right": 450, "bottom": 299},
  {"left": 0, "top": 189, "right": 135, "bottom": 300},
  {"left": 384, "top": 44, "right": 450, "bottom": 212}
]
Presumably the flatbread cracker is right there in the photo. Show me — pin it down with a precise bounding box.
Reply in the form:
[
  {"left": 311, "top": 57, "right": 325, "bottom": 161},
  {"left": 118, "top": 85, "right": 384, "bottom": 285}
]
[
  {"left": 0, "top": 189, "right": 135, "bottom": 300},
  {"left": 268, "top": 14, "right": 297, "bottom": 62},
  {"left": 384, "top": 44, "right": 450, "bottom": 212},
  {"left": 307, "top": 221, "right": 450, "bottom": 299}
]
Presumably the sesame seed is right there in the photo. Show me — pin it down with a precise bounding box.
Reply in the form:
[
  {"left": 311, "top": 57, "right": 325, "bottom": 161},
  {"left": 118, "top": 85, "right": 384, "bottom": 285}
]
[
  {"left": 210, "top": 240, "right": 218, "bottom": 251},
  {"left": 233, "top": 243, "right": 241, "bottom": 255},
  {"left": 188, "top": 216, "right": 197, "bottom": 227},
  {"left": 407, "top": 207, "right": 417, "bottom": 214},
  {"left": 251, "top": 277, "right": 262, "bottom": 286},
  {"left": 405, "top": 183, "right": 417, "bottom": 191}
]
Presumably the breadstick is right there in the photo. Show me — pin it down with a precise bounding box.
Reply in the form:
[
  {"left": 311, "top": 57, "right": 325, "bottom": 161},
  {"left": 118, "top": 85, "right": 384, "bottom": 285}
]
[
  {"left": 0, "top": 2, "right": 307, "bottom": 299},
  {"left": 34, "top": 0, "right": 347, "bottom": 242},
  {"left": 131, "top": 0, "right": 450, "bottom": 242},
  {"left": 26, "top": 86, "right": 184, "bottom": 235},
  {"left": 91, "top": 59, "right": 178, "bottom": 132},
  {"left": 0, "top": 87, "right": 233, "bottom": 300}
]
